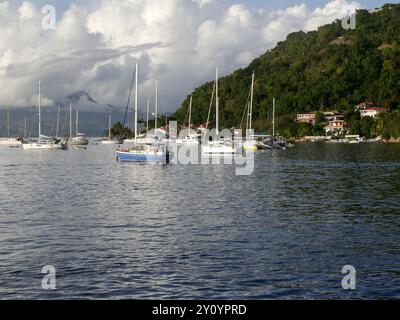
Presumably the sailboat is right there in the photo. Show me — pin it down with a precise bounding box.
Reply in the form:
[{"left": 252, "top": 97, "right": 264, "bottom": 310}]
[
  {"left": 68, "top": 107, "right": 89, "bottom": 146},
  {"left": 202, "top": 67, "right": 236, "bottom": 155},
  {"left": 136, "top": 99, "right": 158, "bottom": 145},
  {"left": 116, "top": 63, "right": 168, "bottom": 164},
  {"left": 243, "top": 72, "right": 258, "bottom": 151},
  {"left": 177, "top": 95, "right": 200, "bottom": 145},
  {"left": 150, "top": 79, "right": 167, "bottom": 142},
  {"left": 100, "top": 115, "right": 118, "bottom": 145},
  {"left": 0, "top": 107, "right": 22, "bottom": 146},
  {"left": 22, "top": 81, "right": 67, "bottom": 150},
  {"left": 258, "top": 98, "right": 290, "bottom": 150}
]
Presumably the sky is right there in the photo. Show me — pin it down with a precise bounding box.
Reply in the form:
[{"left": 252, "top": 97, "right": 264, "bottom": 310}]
[
  {"left": 8, "top": 0, "right": 390, "bottom": 12},
  {"left": 0, "top": 0, "right": 397, "bottom": 112}
]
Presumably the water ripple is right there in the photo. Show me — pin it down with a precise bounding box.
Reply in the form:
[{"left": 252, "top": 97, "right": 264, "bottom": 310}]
[{"left": 0, "top": 143, "right": 400, "bottom": 299}]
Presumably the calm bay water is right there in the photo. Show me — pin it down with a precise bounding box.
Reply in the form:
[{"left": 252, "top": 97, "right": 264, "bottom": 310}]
[{"left": 0, "top": 143, "right": 399, "bottom": 299}]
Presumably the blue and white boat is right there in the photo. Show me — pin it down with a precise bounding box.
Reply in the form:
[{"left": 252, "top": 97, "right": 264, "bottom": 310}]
[
  {"left": 115, "top": 63, "right": 168, "bottom": 164},
  {"left": 117, "top": 143, "right": 168, "bottom": 163}
]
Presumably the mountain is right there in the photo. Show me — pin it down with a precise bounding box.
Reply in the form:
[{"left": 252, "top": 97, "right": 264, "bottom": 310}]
[
  {"left": 173, "top": 3, "right": 400, "bottom": 134},
  {"left": 0, "top": 91, "right": 149, "bottom": 137},
  {"left": 63, "top": 91, "right": 118, "bottom": 113}
]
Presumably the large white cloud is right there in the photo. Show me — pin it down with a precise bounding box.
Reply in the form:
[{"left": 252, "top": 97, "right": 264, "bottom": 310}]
[{"left": 0, "top": 0, "right": 362, "bottom": 111}]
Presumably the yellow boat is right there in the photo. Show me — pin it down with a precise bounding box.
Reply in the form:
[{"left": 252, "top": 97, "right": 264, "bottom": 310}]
[{"left": 243, "top": 140, "right": 258, "bottom": 151}]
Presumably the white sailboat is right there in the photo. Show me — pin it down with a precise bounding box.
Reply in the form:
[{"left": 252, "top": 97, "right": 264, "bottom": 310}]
[
  {"left": 0, "top": 107, "right": 21, "bottom": 146},
  {"left": 116, "top": 63, "right": 168, "bottom": 164},
  {"left": 202, "top": 67, "right": 236, "bottom": 155},
  {"left": 136, "top": 99, "right": 158, "bottom": 145},
  {"left": 22, "top": 81, "right": 67, "bottom": 150},
  {"left": 68, "top": 107, "right": 89, "bottom": 146},
  {"left": 100, "top": 115, "right": 118, "bottom": 145},
  {"left": 243, "top": 72, "right": 258, "bottom": 151},
  {"left": 177, "top": 95, "right": 200, "bottom": 145}
]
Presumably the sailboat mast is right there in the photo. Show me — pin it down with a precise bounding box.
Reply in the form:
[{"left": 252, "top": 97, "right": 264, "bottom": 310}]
[
  {"left": 188, "top": 95, "right": 192, "bottom": 132},
  {"left": 155, "top": 79, "right": 158, "bottom": 133},
  {"left": 216, "top": 67, "right": 219, "bottom": 135},
  {"left": 146, "top": 98, "right": 150, "bottom": 133},
  {"left": 272, "top": 98, "right": 276, "bottom": 137},
  {"left": 249, "top": 72, "right": 255, "bottom": 137},
  {"left": 7, "top": 107, "right": 10, "bottom": 138},
  {"left": 246, "top": 101, "right": 250, "bottom": 138},
  {"left": 108, "top": 115, "right": 111, "bottom": 141},
  {"left": 76, "top": 109, "right": 79, "bottom": 137},
  {"left": 69, "top": 103, "right": 72, "bottom": 138},
  {"left": 56, "top": 105, "right": 60, "bottom": 138},
  {"left": 134, "top": 62, "right": 138, "bottom": 142},
  {"left": 38, "top": 80, "right": 42, "bottom": 143},
  {"left": 24, "top": 118, "right": 27, "bottom": 138}
]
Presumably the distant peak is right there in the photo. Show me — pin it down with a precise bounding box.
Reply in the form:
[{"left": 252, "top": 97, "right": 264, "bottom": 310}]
[{"left": 67, "top": 91, "right": 98, "bottom": 104}]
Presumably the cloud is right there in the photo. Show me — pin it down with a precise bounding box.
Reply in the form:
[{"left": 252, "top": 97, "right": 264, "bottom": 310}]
[
  {"left": 304, "top": 0, "right": 362, "bottom": 30},
  {"left": 0, "top": 0, "right": 362, "bottom": 111}
]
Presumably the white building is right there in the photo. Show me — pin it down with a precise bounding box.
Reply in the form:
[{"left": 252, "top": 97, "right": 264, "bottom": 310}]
[{"left": 359, "top": 108, "right": 387, "bottom": 118}]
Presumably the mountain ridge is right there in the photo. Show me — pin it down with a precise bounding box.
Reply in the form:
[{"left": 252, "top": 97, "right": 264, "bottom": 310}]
[{"left": 61, "top": 91, "right": 118, "bottom": 113}]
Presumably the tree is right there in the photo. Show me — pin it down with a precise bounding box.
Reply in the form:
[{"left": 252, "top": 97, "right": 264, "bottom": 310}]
[
  {"left": 172, "top": 4, "right": 400, "bottom": 136},
  {"left": 111, "top": 121, "right": 133, "bottom": 139},
  {"left": 315, "top": 112, "right": 326, "bottom": 125},
  {"left": 297, "top": 123, "right": 312, "bottom": 137},
  {"left": 360, "top": 117, "right": 375, "bottom": 138}
]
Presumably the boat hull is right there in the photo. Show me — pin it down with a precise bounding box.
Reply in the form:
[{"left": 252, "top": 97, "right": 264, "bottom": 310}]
[
  {"left": 99, "top": 140, "right": 119, "bottom": 145},
  {"left": 68, "top": 138, "right": 89, "bottom": 146},
  {"left": 22, "top": 143, "right": 67, "bottom": 150},
  {"left": 202, "top": 143, "right": 236, "bottom": 154},
  {"left": 116, "top": 151, "right": 168, "bottom": 164}
]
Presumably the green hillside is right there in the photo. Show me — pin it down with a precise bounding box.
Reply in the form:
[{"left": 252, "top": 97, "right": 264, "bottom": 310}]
[{"left": 172, "top": 3, "right": 400, "bottom": 138}]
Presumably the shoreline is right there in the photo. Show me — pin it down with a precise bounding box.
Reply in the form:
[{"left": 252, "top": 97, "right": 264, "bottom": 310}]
[{"left": 293, "top": 138, "right": 400, "bottom": 144}]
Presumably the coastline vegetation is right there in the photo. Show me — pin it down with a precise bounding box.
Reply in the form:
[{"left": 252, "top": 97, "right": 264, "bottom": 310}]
[{"left": 172, "top": 4, "right": 400, "bottom": 140}]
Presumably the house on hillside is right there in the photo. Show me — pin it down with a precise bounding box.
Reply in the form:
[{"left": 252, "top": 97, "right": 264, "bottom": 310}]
[
  {"left": 296, "top": 113, "right": 316, "bottom": 124},
  {"left": 359, "top": 108, "right": 387, "bottom": 118},
  {"left": 356, "top": 102, "right": 377, "bottom": 110},
  {"left": 324, "top": 120, "right": 349, "bottom": 135},
  {"left": 324, "top": 112, "right": 344, "bottom": 122},
  {"left": 355, "top": 102, "right": 386, "bottom": 118}
]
